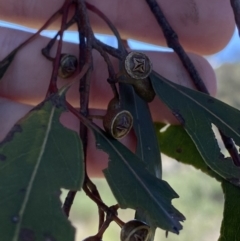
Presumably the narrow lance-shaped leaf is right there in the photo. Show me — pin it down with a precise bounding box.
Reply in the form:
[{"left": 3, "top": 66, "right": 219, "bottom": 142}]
[
  {"left": 119, "top": 83, "right": 161, "bottom": 239},
  {"left": 151, "top": 71, "right": 240, "bottom": 186},
  {"left": 155, "top": 123, "right": 223, "bottom": 181},
  {"left": 119, "top": 83, "right": 162, "bottom": 178},
  {"left": 77, "top": 114, "right": 185, "bottom": 234},
  {"left": 0, "top": 92, "right": 84, "bottom": 241}
]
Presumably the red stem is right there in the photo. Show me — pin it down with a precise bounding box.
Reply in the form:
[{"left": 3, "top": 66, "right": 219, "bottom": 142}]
[{"left": 46, "top": 0, "right": 73, "bottom": 96}]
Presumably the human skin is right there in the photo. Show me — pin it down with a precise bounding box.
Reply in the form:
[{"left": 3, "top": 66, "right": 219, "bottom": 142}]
[{"left": 0, "top": 0, "right": 235, "bottom": 176}]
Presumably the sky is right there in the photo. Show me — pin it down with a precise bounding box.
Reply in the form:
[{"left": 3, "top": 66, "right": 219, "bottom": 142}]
[{"left": 1, "top": 20, "right": 240, "bottom": 69}]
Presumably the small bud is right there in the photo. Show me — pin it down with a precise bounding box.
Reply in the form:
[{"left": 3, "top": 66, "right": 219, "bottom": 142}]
[
  {"left": 124, "top": 52, "right": 152, "bottom": 80},
  {"left": 118, "top": 52, "right": 155, "bottom": 102},
  {"left": 120, "top": 220, "right": 151, "bottom": 241},
  {"left": 58, "top": 54, "right": 78, "bottom": 79},
  {"left": 103, "top": 98, "right": 133, "bottom": 139},
  {"left": 103, "top": 110, "right": 133, "bottom": 139}
]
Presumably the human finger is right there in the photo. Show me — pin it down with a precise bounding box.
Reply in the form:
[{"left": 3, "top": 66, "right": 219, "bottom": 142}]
[
  {"left": 0, "top": 27, "right": 216, "bottom": 119},
  {"left": 0, "top": 0, "right": 235, "bottom": 54}
]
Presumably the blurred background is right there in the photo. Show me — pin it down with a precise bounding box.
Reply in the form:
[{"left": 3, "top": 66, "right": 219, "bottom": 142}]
[{"left": 1, "top": 20, "right": 240, "bottom": 241}]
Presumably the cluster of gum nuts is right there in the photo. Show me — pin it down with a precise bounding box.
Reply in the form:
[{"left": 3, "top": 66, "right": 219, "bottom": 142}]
[{"left": 58, "top": 51, "right": 155, "bottom": 139}]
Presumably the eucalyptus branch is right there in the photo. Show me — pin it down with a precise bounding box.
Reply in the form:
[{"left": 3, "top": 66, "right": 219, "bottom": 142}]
[
  {"left": 61, "top": 0, "right": 116, "bottom": 229},
  {"left": 62, "top": 0, "right": 94, "bottom": 217},
  {"left": 93, "top": 38, "right": 123, "bottom": 59},
  {"left": 42, "top": 12, "right": 78, "bottom": 60},
  {"left": 86, "top": 2, "right": 127, "bottom": 54},
  {"left": 145, "top": 0, "right": 208, "bottom": 93},
  {"left": 76, "top": 0, "right": 92, "bottom": 170},
  {"left": 62, "top": 63, "right": 91, "bottom": 217},
  {"left": 85, "top": 176, "right": 106, "bottom": 230},
  {"left": 77, "top": 0, "right": 93, "bottom": 113},
  {"left": 83, "top": 183, "right": 124, "bottom": 227},
  {"left": 95, "top": 205, "right": 120, "bottom": 238},
  {"left": 66, "top": 101, "right": 126, "bottom": 227},
  {"left": 62, "top": 191, "right": 77, "bottom": 217},
  {"left": 60, "top": 1, "right": 90, "bottom": 218},
  {"left": 86, "top": 2, "right": 131, "bottom": 98},
  {"left": 145, "top": 0, "right": 240, "bottom": 167}
]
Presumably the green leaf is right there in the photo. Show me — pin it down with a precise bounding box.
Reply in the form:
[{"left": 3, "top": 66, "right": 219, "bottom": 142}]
[
  {"left": 103, "top": 146, "right": 184, "bottom": 234},
  {"left": 119, "top": 83, "right": 162, "bottom": 178},
  {"left": 151, "top": 71, "right": 240, "bottom": 186},
  {"left": 0, "top": 93, "right": 84, "bottom": 241},
  {"left": 155, "top": 123, "right": 240, "bottom": 241},
  {"left": 219, "top": 181, "right": 240, "bottom": 241},
  {"left": 119, "top": 83, "right": 161, "bottom": 239},
  {"left": 78, "top": 115, "right": 184, "bottom": 234},
  {"left": 0, "top": 50, "right": 17, "bottom": 80},
  {"left": 155, "top": 123, "right": 223, "bottom": 181}
]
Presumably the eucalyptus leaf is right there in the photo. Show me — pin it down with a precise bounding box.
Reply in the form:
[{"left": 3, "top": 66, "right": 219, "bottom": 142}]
[
  {"left": 119, "top": 83, "right": 162, "bottom": 178},
  {"left": 103, "top": 145, "right": 184, "bottom": 234},
  {"left": 119, "top": 83, "right": 161, "bottom": 239},
  {"left": 77, "top": 114, "right": 184, "bottom": 233},
  {"left": 0, "top": 50, "right": 17, "bottom": 80},
  {"left": 155, "top": 123, "right": 240, "bottom": 241},
  {"left": 155, "top": 123, "right": 222, "bottom": 181},
  {"left": 219, "top": 181, "right": 240, "bottom": 241},
  {"left": 151, "top": 71, "right": 240, "bottom": 186},
  {"left": 0, "top": 93, "right": 84, "bottom": 241}
]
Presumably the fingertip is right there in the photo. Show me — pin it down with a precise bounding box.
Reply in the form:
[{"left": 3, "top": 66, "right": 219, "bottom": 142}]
[
  {"left": 0, "top": 98, "right": 32, "bottom": 142},
  {"left": 60, "top": 110, "right": 80, "bottom": 132}
]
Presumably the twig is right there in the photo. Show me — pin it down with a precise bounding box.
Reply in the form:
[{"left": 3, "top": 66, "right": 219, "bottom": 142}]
[
  {"left": 230, "top": 0, "right": 240, "bottom": 36},
  {"left": 62, "top": 0, "right": 107, "bottom": 224},
  {"left": 83, "top": 184, "right": 124, "bottom": 227},
  {"left": 42, "top": 12, "right": 78, "bottom": 60},
  {"left": 86, "top": 2, "right": 127, "bottom": 54},
  {"left": 92, "top": 39, "right": 119, "bottom": 98},
  {"left": 145, "top": 0, "right": 208, "bottom": 93},
  {"left": 85, "top": 176, "right": 105, "bottom": 229},
  {"left": 62, "top": 0, "right": 93, "bottom": 217},
  {"left": 66, "top": 101, "right": 125, "bottom": 228},
  {"left": 76, "top": 0, "right": 92, "bottom": 174},
  {"left": 77, "top": 0, "right": 93, "bottom": 113},
  {"left": 0, "top": 4, "right": 62, "bottom": 71},
  {"left": 46, "top": 0, "right": 73, "bottom": 95},
  {"left": 62, "top": 62, "right": 91, "bottom": 217},
  {"left": 219, "top": 130, "right": 240, "bottom": 166},
  {"left": 93, "top": 39, "right": 123, "bottom": 59},
  {"left": 77, "top": 0, "right": 106, "bottom": 228},
  {"left": 145, "top": 0, "right": 240, "bottom": 167},
  {"left": 95, "top": 204, "right": 120, "bottom": 238},
  {"left": 62, "top": 191, "right": 77, "bottom": 217},
  {"left": 87, "top": 2, "right": 131, "bottom": 97}
]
